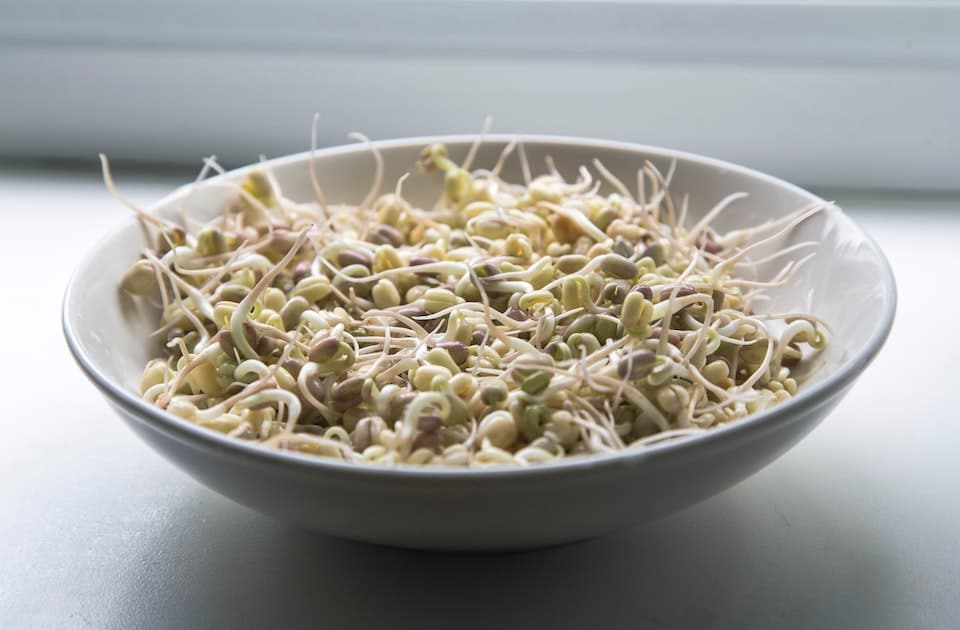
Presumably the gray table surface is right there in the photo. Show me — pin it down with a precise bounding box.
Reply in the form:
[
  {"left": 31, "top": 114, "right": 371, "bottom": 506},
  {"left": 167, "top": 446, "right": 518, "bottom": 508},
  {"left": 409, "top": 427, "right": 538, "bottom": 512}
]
[{"left": 1, "top": 164, "right": 957, "bottom": 629}]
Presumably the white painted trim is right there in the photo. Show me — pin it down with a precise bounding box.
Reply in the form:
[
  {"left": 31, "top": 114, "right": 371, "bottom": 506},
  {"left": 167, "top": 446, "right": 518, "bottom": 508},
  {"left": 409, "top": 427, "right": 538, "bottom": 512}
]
[
  {"left": 2, "top": 1, "right": 959, "bottom": 189},
  {"left": 4, "top": 1, "right": 960, "bottom": 66}
]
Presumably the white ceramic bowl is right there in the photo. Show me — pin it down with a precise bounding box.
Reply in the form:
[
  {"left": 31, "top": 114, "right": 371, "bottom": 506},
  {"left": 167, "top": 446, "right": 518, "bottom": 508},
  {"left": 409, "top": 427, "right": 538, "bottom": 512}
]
[{"left": 63, "top": 136, "right": 896, "bottom": 550}]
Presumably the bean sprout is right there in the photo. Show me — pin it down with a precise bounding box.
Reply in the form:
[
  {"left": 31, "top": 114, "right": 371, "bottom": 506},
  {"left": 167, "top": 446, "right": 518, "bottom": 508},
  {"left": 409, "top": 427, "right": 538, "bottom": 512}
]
[{"left": 119, "top": 134, "right": 829, "bottom": 466}]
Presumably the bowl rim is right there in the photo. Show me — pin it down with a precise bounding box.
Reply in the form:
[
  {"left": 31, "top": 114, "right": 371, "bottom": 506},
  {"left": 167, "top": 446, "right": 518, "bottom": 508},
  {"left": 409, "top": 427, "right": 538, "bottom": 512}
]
[{"left": 62, "top": 133, "right": 897, "bottom": 480}]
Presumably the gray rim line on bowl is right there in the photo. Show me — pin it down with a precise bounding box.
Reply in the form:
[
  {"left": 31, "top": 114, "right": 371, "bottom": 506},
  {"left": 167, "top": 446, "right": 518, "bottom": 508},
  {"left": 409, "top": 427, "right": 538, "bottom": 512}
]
[{"left": 62, "top": 134, "right": 898, "bottom": 479}]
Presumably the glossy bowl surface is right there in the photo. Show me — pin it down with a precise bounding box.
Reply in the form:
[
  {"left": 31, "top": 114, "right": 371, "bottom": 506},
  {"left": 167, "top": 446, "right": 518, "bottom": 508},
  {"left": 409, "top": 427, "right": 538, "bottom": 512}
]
[{"left": 64, "top": 136, "right": 896, "bottom": 550}]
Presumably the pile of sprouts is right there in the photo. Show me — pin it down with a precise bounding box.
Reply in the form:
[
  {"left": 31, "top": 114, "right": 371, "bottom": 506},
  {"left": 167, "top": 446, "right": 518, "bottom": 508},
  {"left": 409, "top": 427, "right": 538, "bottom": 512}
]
[{"left": 114, "top": 132, "right": 828, "bottom": 466}]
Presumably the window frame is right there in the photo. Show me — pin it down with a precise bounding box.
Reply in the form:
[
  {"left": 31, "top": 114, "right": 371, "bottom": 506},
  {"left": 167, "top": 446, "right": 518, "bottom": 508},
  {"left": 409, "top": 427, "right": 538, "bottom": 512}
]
[{"left": 2, "top": 1, "right": 959, "bottom": 190}]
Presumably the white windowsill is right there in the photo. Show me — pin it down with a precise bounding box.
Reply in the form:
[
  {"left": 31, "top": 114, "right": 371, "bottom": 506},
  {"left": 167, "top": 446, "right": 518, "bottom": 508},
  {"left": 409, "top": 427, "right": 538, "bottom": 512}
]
[{"left": 1, "top": 163, "right": 957, "bottom": 627}]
